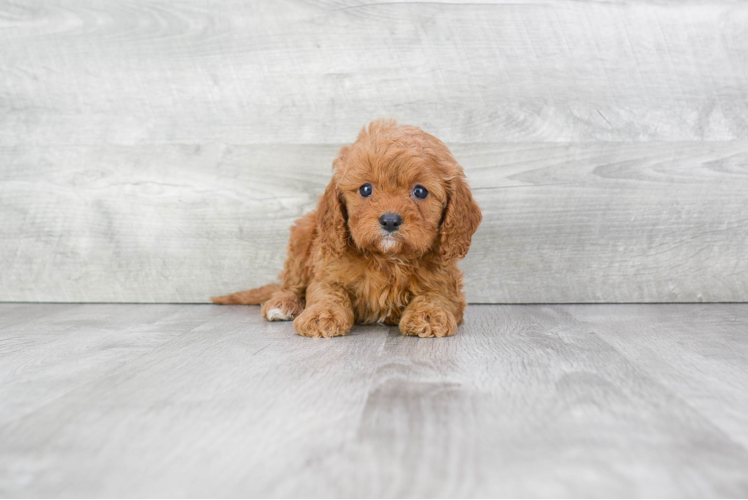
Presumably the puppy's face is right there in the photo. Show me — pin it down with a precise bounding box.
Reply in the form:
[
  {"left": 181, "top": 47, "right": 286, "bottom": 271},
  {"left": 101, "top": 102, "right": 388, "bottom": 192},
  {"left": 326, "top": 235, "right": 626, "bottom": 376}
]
[
  {"left": 317, "top": 120, "right": 481, "bottom": 263},
  {"left": 337, "top": 148, "right": 447, "bottom": 257}
]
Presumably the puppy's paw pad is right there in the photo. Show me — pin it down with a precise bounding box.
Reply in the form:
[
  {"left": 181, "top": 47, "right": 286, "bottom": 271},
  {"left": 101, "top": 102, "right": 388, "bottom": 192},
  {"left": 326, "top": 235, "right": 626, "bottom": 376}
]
[
  {"left": 293, "top": 305, "right": 352, "bottom": 338},
  {"left": 400, "top": 307, "right": 457, "bottom": 338}
]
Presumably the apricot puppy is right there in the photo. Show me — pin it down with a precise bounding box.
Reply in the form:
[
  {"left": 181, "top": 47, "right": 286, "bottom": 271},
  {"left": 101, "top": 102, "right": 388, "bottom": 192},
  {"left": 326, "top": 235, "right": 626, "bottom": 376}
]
[{"left": 213, "top": 119, "right": 481, "bottom": 338}]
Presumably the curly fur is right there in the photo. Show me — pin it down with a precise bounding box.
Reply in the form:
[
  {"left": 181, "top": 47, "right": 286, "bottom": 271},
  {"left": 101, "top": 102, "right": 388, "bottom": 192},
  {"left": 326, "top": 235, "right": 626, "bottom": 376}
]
[{"left": 213, "top": 119, "right": 482, "bottom": 338}]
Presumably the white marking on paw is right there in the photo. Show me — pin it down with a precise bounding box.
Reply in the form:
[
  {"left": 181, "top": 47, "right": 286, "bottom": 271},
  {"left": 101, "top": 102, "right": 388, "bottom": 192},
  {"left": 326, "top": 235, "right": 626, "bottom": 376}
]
[{"left": 267, "top": 307, "right": 293, "bottom": 321}]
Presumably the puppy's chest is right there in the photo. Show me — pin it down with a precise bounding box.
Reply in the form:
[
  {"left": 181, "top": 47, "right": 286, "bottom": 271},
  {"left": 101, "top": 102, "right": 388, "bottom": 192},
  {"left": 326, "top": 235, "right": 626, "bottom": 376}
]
[{"left": 341, "top": 263, "right": 418, "bottom": 325}]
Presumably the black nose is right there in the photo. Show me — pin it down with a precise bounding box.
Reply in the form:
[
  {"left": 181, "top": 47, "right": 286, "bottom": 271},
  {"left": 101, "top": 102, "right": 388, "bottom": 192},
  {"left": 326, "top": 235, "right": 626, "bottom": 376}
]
[{"left": 379, "top": 213, "right": 402, "bottom": 233}]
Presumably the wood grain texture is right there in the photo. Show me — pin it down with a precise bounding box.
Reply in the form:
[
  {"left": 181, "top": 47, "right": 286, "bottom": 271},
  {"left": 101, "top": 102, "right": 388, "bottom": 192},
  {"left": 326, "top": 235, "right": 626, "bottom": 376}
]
[
  {"left": 1, "top": 303, "right": 747, "bottom": 497},
  {"left": 0, "top": 304, "right": 228, "bottom": 426},
  {"left": 1, "top": 0, "right": 747, "bottom": 144},
  {"left": 564, "top": 304, "right": 748, "bottom": 449},
  {"left": 0, "top": 303, "right": 76, "bottom": 329},
  {"left": 1, "top": 0, "right": 748, "bottom": 303},
  {"left": 1, "top": 142, "right": 746, "bottom": 303}
]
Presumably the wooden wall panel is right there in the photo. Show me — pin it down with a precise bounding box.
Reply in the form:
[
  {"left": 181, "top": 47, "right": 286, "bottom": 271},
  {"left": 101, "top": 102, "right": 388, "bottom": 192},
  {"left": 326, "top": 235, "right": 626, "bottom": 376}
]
[
  {"left": 1, "top": 143, "right": 746, "bottom": 303},
  {"left": 1, "top": 0, "right": 747, "bottom": 145},
  {"left": 1, "top": 0, "right": 747, "bottom": 302}
]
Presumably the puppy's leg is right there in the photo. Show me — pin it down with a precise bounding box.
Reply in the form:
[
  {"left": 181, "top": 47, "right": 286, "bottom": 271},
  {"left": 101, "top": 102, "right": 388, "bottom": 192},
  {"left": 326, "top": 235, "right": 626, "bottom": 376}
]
[
  {"left": 261, "top": 290, "right": 305, "bottom": 321},
  {"left": 212, "top": 213, "right": 315, "bottom": 316},
  {"left": 293, "top": 281, "right": 354, "bottom": 338},
  {"left": 399, "top": 294, "right": 461, "bottom": 338},
  {"left": 260, "top": 212, "right": 316, "bottom": 321}
]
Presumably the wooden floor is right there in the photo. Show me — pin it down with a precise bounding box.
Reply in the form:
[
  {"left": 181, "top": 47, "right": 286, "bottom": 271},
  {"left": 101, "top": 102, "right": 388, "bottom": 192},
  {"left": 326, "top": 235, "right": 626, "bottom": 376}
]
[{"left": 1, "top": 303, "right": 747, "bottom": 497}]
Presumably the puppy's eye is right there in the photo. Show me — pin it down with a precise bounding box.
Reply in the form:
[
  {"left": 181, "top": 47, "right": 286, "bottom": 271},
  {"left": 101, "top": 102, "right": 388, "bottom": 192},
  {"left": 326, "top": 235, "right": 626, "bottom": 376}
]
[
  {"left": 412, "top": 185, "right": 428, "bottom": 199},
  {"left": 359, "top": 183, "right": 373, "bottom": 198}
]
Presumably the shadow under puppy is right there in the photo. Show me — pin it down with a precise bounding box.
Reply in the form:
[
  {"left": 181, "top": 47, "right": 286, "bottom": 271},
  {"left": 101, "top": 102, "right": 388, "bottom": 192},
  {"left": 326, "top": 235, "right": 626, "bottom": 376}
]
[{"left": 213, "top": 119, "right": 481, "bottom": 338}]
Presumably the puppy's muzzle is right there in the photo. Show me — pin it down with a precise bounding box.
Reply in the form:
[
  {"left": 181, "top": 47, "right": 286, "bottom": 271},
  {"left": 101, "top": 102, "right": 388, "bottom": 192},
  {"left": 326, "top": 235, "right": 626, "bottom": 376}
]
[{"left": 379, "top": 213, "right": 402, "bottom": 233}]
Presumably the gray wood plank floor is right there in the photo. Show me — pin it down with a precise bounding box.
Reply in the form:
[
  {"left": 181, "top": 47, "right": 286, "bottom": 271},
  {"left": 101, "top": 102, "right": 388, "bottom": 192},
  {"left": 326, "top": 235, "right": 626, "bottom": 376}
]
[{"left": 1, "top": 303, "right": 747, "bottom": 497}]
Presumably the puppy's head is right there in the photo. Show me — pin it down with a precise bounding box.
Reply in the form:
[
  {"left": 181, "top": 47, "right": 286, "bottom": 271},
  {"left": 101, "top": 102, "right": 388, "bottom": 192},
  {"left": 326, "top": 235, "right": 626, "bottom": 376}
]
[{"left": 318, "top": 119, "right": 481, "bottom": 262}]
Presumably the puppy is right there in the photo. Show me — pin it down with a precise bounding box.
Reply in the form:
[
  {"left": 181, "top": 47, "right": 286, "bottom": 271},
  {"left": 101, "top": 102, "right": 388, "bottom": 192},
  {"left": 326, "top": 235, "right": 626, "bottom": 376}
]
[{"left": 212, "top": 119, "right": 481, "bottom": 338}]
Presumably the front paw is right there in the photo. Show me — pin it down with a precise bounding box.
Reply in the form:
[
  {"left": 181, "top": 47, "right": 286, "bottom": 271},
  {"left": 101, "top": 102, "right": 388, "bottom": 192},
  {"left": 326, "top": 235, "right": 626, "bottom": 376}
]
[
  {"left": 293, "top": 304, "right": 353, "bottom": 338},
  {"left": 399, "top": 305, "right": 457, "bottom": 338}
]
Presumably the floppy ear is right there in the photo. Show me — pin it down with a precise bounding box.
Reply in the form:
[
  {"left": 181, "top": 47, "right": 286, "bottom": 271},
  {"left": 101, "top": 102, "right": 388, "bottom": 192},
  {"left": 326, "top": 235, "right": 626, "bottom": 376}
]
[
  {"left": 439, "top": 172, "right": 482, "bottom": 263},
  {"left": 317, "top": 150, "right": 350, "bottom": 257},
  {"left": 317, "top": 181, "right": 348, "bottom": 256}
]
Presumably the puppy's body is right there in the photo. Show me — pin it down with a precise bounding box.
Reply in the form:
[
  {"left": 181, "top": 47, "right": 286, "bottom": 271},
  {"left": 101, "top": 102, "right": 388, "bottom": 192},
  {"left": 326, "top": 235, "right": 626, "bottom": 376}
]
[{"left": 213, "top": 120, "right": 481, "bottom": 338}]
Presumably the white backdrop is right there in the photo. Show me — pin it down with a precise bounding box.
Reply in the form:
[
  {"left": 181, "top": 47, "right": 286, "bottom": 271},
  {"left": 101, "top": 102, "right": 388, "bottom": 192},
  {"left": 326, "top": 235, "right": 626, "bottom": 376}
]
[{"left": 1, "top": 0, "right": 747, "bottom": 302}]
